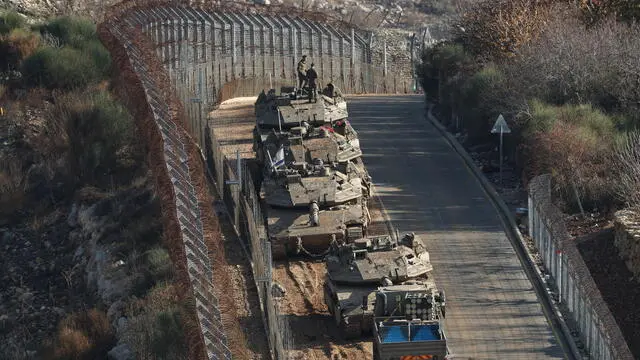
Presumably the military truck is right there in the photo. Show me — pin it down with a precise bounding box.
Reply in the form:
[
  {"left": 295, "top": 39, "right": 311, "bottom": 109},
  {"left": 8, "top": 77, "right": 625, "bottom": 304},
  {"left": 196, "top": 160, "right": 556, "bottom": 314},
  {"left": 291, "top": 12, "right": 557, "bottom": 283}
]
[
  {"left": 373, "top": 316, "right": 447, "bottom": 360},
  {"left": 323, "top": 233, "right": 445, "bottom": 338}
]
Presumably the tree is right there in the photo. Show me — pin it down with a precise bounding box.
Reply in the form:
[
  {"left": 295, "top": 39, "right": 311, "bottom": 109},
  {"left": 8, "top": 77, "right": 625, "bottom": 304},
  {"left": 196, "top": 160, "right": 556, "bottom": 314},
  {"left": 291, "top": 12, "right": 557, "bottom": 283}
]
[{"left": 453, "top": 0, "right": 560, "bottom": 60}]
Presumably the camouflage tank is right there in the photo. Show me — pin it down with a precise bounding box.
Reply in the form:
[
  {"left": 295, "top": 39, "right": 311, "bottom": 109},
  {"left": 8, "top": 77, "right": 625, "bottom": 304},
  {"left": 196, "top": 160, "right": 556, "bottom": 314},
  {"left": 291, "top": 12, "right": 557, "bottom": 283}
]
[
  {"left": 323, "top": 233, "right": 445, "bottom": 338},
  {"left": 259, "top": 147, "right": 371, "bottom": 259},
  {"left": 254, "top": 84, "right": 348, "bottom": 128},
  {"left": 254, "top": 120, "right": 364, "bottom": 168},
  {"left": 254, "top": 85, "right": 372, "bottom": 259}
]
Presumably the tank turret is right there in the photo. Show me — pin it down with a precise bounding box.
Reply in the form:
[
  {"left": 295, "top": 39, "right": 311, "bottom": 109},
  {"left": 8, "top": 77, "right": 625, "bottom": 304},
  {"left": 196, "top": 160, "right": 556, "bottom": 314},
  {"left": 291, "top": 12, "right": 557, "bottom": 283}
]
[
  {"left": 253, "top": 118, "right": 364, "bottom": 170},
  {"left": 255, "top": 85, "right": 348, "bottom": 128},
  {"left": 323, "top": 233, "right": 442, "bottom": 339},
  {"left": 326, "top": 233, "right": 433, "bottom": 285}
]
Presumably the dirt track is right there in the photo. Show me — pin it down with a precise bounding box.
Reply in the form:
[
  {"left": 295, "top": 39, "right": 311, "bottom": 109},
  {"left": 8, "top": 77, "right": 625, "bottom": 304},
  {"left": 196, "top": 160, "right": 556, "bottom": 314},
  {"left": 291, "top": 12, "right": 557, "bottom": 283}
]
[{"left": 209, "top": 98, "right": 391, "bottom": 359}]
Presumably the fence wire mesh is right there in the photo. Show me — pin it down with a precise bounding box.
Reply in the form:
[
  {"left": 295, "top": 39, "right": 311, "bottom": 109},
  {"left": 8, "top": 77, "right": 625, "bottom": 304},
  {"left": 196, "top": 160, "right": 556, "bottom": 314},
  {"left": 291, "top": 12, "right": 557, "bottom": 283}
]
[
  {"left": 99, "top": 19, "right": 239, "bottom": 360},
  {"left": 528, "top": 175, "right": 634, "bottom": 360}
]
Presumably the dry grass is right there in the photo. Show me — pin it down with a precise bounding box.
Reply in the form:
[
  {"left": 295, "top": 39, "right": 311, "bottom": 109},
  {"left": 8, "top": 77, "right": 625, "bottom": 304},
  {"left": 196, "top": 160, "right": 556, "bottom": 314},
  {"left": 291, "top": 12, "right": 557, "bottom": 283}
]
[
  {"left": 0, "top": 158, "right": 25, "bottom": 215},
  {"left": 0, "top": 28, "right": 41, "bottom": 71},
  {"left": 45, "top": 309, "right": 116, "bottom": 360},
  {"left": 124, "top": 283, "right": 188, "bottom": 360},
  {"left": 6, "top": 29, "right": 41, "bottom": 60}
]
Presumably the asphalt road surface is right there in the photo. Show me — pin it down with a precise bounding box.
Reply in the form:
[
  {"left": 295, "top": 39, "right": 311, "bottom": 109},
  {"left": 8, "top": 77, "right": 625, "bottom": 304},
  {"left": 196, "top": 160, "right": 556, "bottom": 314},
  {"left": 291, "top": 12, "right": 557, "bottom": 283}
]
[{"left": 347, "top": 95, "right": 566, "bottom": 359}]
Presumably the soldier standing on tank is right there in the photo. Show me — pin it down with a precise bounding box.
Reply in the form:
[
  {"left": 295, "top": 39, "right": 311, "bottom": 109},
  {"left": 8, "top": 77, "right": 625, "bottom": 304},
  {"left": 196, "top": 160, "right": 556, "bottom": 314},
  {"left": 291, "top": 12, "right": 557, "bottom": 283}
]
[
  {"left": 310, "top": 200, "right": 320, "bottom": 226},
  {"left": 306, "top": 63, "right": 318, "bottom": 102},
  {"left": 297, "top": 55, "right": 308, "bottom": 90}
]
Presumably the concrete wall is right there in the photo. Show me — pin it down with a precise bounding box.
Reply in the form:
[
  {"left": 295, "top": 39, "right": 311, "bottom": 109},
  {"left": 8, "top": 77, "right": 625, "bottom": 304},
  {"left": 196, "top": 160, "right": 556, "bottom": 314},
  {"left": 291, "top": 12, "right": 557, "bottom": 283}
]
[
  {"left": 614, "top": 209, "right": 640, "bottom": 281},
  {"left": 528, "top": 175, "right": 634, "bottom": 360}
]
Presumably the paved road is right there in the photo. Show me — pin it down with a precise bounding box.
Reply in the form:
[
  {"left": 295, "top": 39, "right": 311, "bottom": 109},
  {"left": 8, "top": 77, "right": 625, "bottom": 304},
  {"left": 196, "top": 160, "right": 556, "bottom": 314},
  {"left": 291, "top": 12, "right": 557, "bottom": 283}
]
[{"left": 347, "top": 95, "right": 565, "bottom": 359}]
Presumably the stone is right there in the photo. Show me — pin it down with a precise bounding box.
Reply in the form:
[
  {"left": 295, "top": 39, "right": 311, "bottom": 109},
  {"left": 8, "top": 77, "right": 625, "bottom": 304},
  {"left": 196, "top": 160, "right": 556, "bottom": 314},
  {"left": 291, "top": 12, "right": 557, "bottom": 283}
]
[
  {"left": 107, "top": 343, "right": 134, "bottom": 360},
  {"left": 614, "top": 209, "right": 640, "bottom": 282},
  {"left": 116, "top": 317, "right": 128, "bottom": 335},
  {"left": 107, "top": 300, "right": 126, "bottom": 324}
]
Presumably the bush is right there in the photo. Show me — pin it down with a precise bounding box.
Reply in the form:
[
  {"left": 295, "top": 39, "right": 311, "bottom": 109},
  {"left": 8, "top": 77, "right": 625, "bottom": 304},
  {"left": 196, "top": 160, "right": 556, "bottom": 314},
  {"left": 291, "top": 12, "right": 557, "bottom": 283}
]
[
  {"left": 523, "top": 102, "right": 618, "bottom": 210},
  {"left": 125, "top": 285, "right": 188, "bottom": 360},
  {"left": 0, "top": 28, "right": 41, "bottom": 71},
  {"left": 53, "top": 90, "right": 134, "bottom": 182},
  {"left": 417, "top": 42, "right": 473, "bottom": 103},
  {"left": 0, "top": 11, "right": 24, "bottom": 35},
  {"left": 47, "top": 309, "right": 116, "bottom": 360},
  {"left": 453, "top": 0, "right": 553, "bottom": 59},
  {"left": 145, "top": 247, "right": 173, "bottom": 281},
  {"left": 78, "top": 40, "right": 112, "bottom": 77},
  {"left": 39, "top": 16, "right": 97, "bottom": 48},
  {"left": 21, "top": 46, "right": 101, "bottom": 89},
  {"left": 151, "top": 309, "right": 188, "bottom": 359},
  {"left": 457, "top": 65, "right": 512, "bottom": 139}
]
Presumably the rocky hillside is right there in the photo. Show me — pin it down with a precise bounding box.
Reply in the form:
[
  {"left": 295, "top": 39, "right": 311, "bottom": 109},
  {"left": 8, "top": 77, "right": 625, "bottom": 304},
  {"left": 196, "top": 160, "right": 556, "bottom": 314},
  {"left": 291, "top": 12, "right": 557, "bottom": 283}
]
[{"left": 0, "top": 13, "right": 195, "bottom": 359}]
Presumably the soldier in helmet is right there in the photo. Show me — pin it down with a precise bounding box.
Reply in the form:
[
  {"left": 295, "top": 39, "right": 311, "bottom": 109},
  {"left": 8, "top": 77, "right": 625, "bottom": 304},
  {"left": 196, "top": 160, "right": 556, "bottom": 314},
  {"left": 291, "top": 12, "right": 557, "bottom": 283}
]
[
  {"left": 297, "top": 55, "right": 308, "bottom": 90},
  {"left": 309, "top": 200, "right": 320, "bottom": 226},
  {"left": 306, "top": 63, "right": 318, "bottom": 102}
]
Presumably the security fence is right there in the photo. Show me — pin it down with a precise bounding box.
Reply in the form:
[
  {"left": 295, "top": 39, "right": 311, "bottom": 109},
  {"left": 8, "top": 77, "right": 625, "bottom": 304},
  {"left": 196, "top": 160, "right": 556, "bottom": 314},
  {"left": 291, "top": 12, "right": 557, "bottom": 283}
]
[
  {"left": 100, "top": 1, "right": 415, "bottom": 358},
  {"left": 528, "top": 175, "right": 634, "bottom": 360},
  {"left": 137, "top": 5, "right": 414, "bottom": 102},
  {"left": 99, "top": 19, "right": 240, "bottom": 360},
  {"left": 205, "top": 120, "right": 292, "bottom": 358}
]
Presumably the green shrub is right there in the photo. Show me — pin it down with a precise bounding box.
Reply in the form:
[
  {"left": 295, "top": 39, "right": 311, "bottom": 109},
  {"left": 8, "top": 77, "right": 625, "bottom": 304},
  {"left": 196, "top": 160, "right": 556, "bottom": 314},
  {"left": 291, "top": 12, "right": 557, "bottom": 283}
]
[
  {"left": 522, "top": 100, "right": 618, "bottom": 139},
  {"left": 125, "top": 287, "right": 188, "bottom": 360},
  {"left": 145, "top": 247, "right": 173, "bottom": 281},
  {"left": 21, "top": 46, "right": 100, "bottom": 89},
  {"left": 458, "top": 65, "right": 508, "bottom": 138},
  {"left": 523, "top": 101, "right": 619, "bottom": 211},
  {"left": 151, "top": 309, "right": 188, "bottom": 359},
  {"left": 79, "top": 39, "right": 112, "bottom": 77},
  {"left": 40, "top": 16, "right": 97, "bottom": 48},
  {"left": 54, "top": 90, "right": 134, "bottom": 182},
  {"left": 417, "top": 42, "right": 472, "bottom": 102},
  {"left": 0, "top": 11, "right": 24, "bottom": 35}
]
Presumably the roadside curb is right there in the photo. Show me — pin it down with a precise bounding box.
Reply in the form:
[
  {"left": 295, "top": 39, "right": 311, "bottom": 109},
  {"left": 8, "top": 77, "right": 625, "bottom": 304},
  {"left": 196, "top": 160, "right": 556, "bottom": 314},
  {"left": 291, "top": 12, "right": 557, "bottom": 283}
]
[{"left": 425, "top": 104, "right": 582, "bottom": 360}]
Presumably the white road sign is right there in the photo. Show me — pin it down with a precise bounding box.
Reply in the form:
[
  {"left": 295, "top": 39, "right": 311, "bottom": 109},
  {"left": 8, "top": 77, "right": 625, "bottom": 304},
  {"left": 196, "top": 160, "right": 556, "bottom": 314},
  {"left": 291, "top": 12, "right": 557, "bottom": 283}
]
[{"left": 491, "top": 114, "right": 511, "bottom": 134}]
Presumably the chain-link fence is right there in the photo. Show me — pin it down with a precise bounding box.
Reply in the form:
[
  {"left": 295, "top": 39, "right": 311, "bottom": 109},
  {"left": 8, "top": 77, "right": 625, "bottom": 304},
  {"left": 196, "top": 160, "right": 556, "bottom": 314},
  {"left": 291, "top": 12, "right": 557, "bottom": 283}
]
[
  {"left": 202, "top": 111, "right": 292, "bottom": 358},
  {"left": 98, "top": 18, "right": 245, "bottom": 360},
  {"left": 528, "top": 175, "right": 634, "bottom": 360}
]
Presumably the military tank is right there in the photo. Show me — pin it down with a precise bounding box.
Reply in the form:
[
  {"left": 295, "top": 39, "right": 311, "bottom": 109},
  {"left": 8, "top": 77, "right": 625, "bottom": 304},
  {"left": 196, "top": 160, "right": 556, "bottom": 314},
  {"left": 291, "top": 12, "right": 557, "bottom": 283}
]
[
  {"left": 254, "top": 84, "right": 348, "bottom": 128},
  {"left": 323, "top": 233, "right": 445, "bottom": 338},
  {"left": 254, "top": 120, "right": 364, "bottom": 168},
  {"left": 254, "top": 85, "right": 372, "bottom": 259},
  {"left": 259, "top": 144, "right": 371, "bottom": 259}
]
